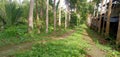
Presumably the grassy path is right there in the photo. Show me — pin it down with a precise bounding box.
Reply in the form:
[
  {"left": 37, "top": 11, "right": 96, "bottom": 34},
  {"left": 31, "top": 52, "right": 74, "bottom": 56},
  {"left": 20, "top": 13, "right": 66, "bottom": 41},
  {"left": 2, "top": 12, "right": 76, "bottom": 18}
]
[
  {"left": 0, "top": 30, "right": 75, "bottom": 57},
  {"left": 0, "top": 42, "right": 33, "bottom": 57},
  {"left": 81, "top": 29, "right": 106, "bottom": 57},
  {"left": 1, "top": 24, "right": 119, "bottom": 57},
  {"left": 13, "top": 24, "right": 106, "bottom": 57}
]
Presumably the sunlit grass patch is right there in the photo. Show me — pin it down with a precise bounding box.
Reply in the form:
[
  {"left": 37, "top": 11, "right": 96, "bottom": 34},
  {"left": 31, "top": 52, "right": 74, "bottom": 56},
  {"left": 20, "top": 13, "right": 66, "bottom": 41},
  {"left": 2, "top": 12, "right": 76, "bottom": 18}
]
[
  {"left": 14, "top": 25, "right": 90, "bottom": 57},
  {"left": 15, "top": 42, "right": 87, "bottom": 57}
]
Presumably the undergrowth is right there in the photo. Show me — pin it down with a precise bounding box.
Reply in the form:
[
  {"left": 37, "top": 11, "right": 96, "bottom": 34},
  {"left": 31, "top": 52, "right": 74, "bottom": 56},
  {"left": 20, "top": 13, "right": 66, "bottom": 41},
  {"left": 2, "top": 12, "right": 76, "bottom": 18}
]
[
  {"left": 13, "top": 24, "right": 90, "bottom": 57},
  {"left": 0, "top": 25, "right": 69, "bottom": 47}
]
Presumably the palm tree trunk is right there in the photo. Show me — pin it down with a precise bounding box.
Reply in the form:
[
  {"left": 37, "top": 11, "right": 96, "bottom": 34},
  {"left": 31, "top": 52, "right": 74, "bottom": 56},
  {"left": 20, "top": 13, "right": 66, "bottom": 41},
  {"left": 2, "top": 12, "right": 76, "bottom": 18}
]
[
  {"left": 93, "top": 3, "right": 96, "bottom": 17},
  {"left": 67, "top": 3, "right": 71, "bottom": 27},
  {"left": 40, "top": 9, "right": 43, "bottom": 18},
  {"left": 59, "top": 7, "right": 61, "bottom": 27},
  {"left": 116, "top": 14, "right": 120, "bottom": 45},
  {"left": 75, "top": 4, "right": 77, "bottom": 13},
  {"left": 102, "top": 14, "right": 105, "bottom": 35},
  {"left": 105, "top": 0, "right": 112, "bottom": 36},
  {"left": 28, "top": 0, "right": 34, "bottom": 33},
  {"left": 36, "top": 0, "right": 40, "bottom": 33},
  {"left": 54, "top": 0, "right": 56, "bottom": 31},
  {"left": 68, "top": 9, "right": 71, "bottom": 27},
  {"left": 65, "top": 10, "right": 67, "bottom": 29},
  {"left": 58, "top": 0, "right": 62, "bottom": 27},
  {"left": 102, "top": 0, "right": 108, "bottom": 35},
  {"left": 46, "top": 0, "right": 49, "bottom": 33},
  {"left": 98, "top": 0, "right": 104, "bottom": 33}
]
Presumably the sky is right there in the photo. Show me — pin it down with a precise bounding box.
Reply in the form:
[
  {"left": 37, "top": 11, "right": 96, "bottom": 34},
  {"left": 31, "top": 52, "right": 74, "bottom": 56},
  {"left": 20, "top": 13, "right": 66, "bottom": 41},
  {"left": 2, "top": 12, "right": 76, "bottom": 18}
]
[
  {"left": 98, "top": 0, "right": 110, "bottom": 13},
  {"left": 17, "top": 0, "right": 66, "bottom": 8},
  {"left": 56, "top": 0, "right": 66, "bottom": 9},
  {"left": 17, "top": 0, "right": 110, "bottom": 11},
  {"left": 57, "top": 0, "right": 93, "bottom": 9},
  {"left": 17, "top": 0, "right": 110, "bottom": 6}
]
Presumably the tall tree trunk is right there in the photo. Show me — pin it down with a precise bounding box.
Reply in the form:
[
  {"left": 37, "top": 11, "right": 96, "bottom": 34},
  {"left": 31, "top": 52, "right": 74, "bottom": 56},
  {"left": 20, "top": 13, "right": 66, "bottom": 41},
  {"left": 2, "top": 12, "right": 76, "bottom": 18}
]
[
  {"left": 58, "top": 0, "right": 61, "bottom": 27},
  {"left": 40, "top": 9, "right": 43, "bottom": 18},
  {"left": 102, "top": 0, "right": 108, "bottom": 35},
  {"left": 46, "top": 0, "right": 49, "bottom": 33},
  {"left": 96, "top": 8, "right": 99, "bottom": 18},
  {"left": 54, "top": 0, "right": 56, "bottom": 31},
  {"left": 67, "top": 3, "right": 71, "bottom": 27},
  {"left": 105, "top": 0, "right": 112, "bottom": 36},
  {"left": 102, "top": 15, "right": 105, "bottom": 34},
  {"left": 75, "top": 4, "right": 77, "bottom": 13},
  {"left": 40, "top": 0, "right": 43, "bottom": 20},
  {"left": 116, "top": 14, "right": 120, "bottom": 45},
  {"left": 59, "top": 7, "right": 61, "bottom": 27},
  {"left": 36, "top": 0, "right": 40, "bottom": 33},
  {"left": 98, "top": 0, "right": 104, "bottom": 33},
  {"left": 28, "top": 0, "right": 34, "bottom": 33},
  {"left": 68, "top": 11, "right": 71, "bottom": 27},
  {"left": 65, "top": 10, "right": 67, "bottom": 29},
  {"left": 93, "top": 3, "right": 96, "bottom": 17},
  {"left": 96, "top": 5, "right": 99, "bottom": 30}
]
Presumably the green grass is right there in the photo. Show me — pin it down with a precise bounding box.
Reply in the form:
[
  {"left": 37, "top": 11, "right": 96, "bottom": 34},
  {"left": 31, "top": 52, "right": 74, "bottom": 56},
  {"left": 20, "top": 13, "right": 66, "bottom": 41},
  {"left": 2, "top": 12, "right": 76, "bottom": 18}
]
[
  {"left": 13, "top": 24, "right": 90, "bottom": 57},
  {"left": 85, "top": 26, "right": 120, "bottom": 57},
  {"left": 0, "top": 25, "right": 70, "bottom": 47},
  {"left": 1, "top": 22, "right": 120, "bottom": 57}
]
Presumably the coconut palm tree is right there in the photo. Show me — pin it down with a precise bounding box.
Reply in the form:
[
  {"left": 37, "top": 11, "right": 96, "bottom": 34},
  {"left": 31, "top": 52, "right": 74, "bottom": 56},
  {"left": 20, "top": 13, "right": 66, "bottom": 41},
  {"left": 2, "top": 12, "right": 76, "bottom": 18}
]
[
  {"left": 98, "top": 0, "right": 104, "bottom": 33},
  {"left": 36, "top": 0, "right": 40, "bottom": 33},
  {"left": 105, "top": 0, "right": 112, "bottom": 36},
  {"left": 58, "top": 0, "right": 61, "bottom": 27},
  {"left": 116, "top": 14, "right": 120, "bottom": 45},
  {"left": 46, "top": 0, "right": 49, "bottom": 33},
  {"left": 28, "top": 0, "right": 34, "bottom": 33},
  {"left": 54, "top": 0, "right": 56, "bottom": 31}
]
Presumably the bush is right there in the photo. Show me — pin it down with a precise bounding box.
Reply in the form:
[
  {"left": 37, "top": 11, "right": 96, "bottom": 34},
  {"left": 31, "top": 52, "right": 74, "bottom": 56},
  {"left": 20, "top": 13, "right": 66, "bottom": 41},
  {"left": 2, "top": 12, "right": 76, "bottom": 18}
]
[
  {"left": 70, "top": 13, "right": 78, "bottom": 28},
  {"left": 0, "top": 25, "right": 28, "bottom": 46},
  {"left": 0, "top": 25, "right": 27, "bottom": 38}
]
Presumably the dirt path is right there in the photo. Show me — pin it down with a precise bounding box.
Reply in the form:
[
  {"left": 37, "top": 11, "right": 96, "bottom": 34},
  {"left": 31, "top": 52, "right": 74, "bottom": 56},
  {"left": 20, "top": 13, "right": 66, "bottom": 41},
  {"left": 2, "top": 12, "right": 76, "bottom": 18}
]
[
  {"left": 82, "top": 30, "right": 106, "bottom": 57},
  {"left": 0, "top": 42, "right": 34, "bottom": 57}
]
